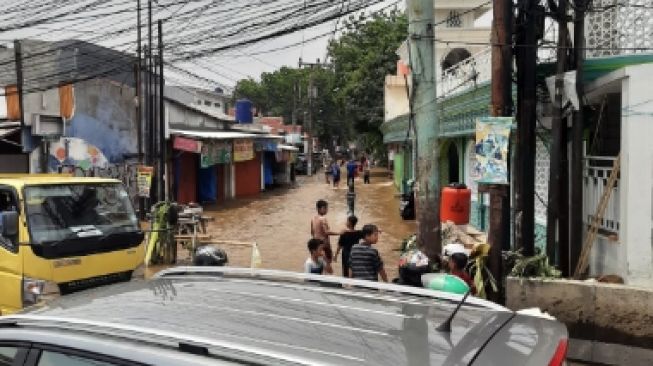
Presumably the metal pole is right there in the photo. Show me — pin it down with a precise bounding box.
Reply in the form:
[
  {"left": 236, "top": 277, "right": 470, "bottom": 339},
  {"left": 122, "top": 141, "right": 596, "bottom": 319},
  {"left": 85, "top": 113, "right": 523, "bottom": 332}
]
[
  {"left": 547, "top": 0, "right": 569, "bottom": 263},
  {"left": 136, "top": 0, "right": 146, "bottom": 218},
  {"left": 559, "top": 113, "right": 570, "bottom": 275},
  {"left": 307, "top": 73, "right": 314, "bottom": 177},
  {"left": 515, "top": 0, "right": 539, "bottom": 257},
  {"left": 570, "top": 0, "right": 586, "bottom": 273},
  {"left": 144, "top": 46, "right": 150, "bottom": 162},
  {"left": 486, "top": 0, "right": 513, "bottom": 304},
  {"left": 152, "top": 51, "right": 159, "bottom": 202},
  {"left": 147, "top": 0, "right": 154, "bottom": 203},
  {"left": 407, "top": 0, "right": 440, "bottom": 257},
  {"left": 14, "top": 40, "right": 26, "bottom": 171},
  {"left": 158, "top": 20, "right": 166, "bottom": 201}
]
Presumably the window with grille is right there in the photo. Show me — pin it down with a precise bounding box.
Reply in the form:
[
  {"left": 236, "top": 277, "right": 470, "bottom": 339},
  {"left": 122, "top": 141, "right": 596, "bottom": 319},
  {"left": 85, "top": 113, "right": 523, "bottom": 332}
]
[{"left": 447, "top": 10, "right": 462, "bottom": 28}]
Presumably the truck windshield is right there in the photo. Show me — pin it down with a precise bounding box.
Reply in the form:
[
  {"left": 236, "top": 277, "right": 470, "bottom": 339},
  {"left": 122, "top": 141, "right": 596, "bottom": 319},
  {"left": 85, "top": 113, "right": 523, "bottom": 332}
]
[{"left": 24, "top": 183, "right": 139, "bottom": 245}]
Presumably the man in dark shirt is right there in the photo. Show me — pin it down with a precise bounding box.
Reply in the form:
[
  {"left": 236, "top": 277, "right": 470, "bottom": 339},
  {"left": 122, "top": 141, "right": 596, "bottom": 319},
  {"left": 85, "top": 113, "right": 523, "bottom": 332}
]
[
  {"left": 349, "top": 224, "right": 388, "bottom": 282},
  {"left": 334, "top": 216, "right": 363, "bottom": 277}
]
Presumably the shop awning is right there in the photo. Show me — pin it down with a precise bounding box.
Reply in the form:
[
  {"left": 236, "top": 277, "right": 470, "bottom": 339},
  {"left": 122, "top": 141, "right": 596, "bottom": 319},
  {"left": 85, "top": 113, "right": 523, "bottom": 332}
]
[
  {"left": 278, "top": 144, "right": 299, "bottom": 151},
  {"left": 171, "top": 129, "right": 258, "bottom": 140},
  {"left": 171, "top": 129, "right": 284, "bottom": 141}
]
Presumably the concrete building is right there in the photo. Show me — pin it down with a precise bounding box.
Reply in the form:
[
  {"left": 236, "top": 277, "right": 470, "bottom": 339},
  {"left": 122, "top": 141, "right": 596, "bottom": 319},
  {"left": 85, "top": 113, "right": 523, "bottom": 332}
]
[
  {"left": 382, "top": 0, "right": 492, "bottom": 194},
  {"left": 381, "top": 1, "right": 653, "bottom": 286},
  {"left": 0, "top": 40, "right": 141, "bottom": 201},
  {"left": 165, "top": 88, "right": 296, "bottom": 204}
]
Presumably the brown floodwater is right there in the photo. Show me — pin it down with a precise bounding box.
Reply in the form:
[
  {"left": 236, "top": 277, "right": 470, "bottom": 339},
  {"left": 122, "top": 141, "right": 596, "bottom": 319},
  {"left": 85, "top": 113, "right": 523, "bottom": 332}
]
[{"left": 146, "top": 170, "right": 416, "bottom": 280}]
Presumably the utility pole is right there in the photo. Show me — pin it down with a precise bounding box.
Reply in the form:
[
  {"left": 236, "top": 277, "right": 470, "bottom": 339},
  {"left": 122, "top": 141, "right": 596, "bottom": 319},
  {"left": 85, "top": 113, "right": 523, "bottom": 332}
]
[
  {"left": 407, "top": 0, "right": 440, "bottom": 257},
  {"left": 570, "top": 0, "right": 587, "bottom": 273},
  {"left": 147, "top": 0, "right": 154, "bottom": 203},
  {"left": 158, "top": 20, "right": 166, "bottom": 201},
  {"left": 298, "top": 58, "right": 328, "bottom": 177},
  {"left": 307, "top": 73, "right": 314, "bottom": 176},
  {"left": 547, "top": 0, "right": 570, "bottom": 269},
  {"left": 515, "top": 0, "right": 541, "bottom": 257},
  {"left": 290, "top": 81, "right": 298, "bottom": 184},
  {"left": 136, "top": 0, "right": 145, "bottom": 218},
  {"left": 485, "top": 0, "right": 513, "bottom": 304},
  {"left": 14, "top": 41, "right": 25, "bottom": 155}
]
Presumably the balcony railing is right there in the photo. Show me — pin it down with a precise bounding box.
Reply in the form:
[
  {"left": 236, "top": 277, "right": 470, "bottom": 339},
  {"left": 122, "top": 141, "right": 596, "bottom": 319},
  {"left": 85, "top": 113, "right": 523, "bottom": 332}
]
[
  {"left": 583, "top": 155, "right": 620, "bottom": 234},
  {"left": 437, "top": 47, "right": 491, "bottom": 98}
]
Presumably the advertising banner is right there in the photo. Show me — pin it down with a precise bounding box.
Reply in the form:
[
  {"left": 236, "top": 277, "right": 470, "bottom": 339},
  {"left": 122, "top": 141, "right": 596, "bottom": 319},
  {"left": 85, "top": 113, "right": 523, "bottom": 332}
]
[
  {"left": 255, "top": 139, "right": 278, "bottom": 152},
  {"left": 173, "top": 136, "right": 202, "bottom": 153},
  {"left": 474, "top": 117, "right": 512, "bottom": 184},
  {"left": 200, "top": 141, "right": 232, "bottom": 168},
  {"left": 233, "top": 139, "right": 254, "bottom": 162}
]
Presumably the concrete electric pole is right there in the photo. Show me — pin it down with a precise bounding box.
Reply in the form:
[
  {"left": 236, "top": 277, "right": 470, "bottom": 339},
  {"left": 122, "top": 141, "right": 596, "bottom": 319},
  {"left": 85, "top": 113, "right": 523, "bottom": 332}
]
[
  {"left": 298, "top": 58, "right": 327, "bottom": 178},
  {"left": 484, "top": 0, "right": 514, "bottom": 304},
  {"left": 407, "top": 0, "right": 440, "bottom": 257}
]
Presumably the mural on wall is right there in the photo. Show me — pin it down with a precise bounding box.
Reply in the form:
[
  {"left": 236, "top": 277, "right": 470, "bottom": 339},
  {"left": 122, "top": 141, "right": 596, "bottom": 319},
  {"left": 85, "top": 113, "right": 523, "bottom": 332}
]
[
  {"left": 474, "top": 117, "right": 512, "bottom": 184},
  {"left": 66, "top": 82, "right": 137, "bottom": 163},
  {"left": 49, "top": 137, "right": 109, "bottom": 171},
  {"left": 49, "top": 137, "right": 139, "bottom": 204}
]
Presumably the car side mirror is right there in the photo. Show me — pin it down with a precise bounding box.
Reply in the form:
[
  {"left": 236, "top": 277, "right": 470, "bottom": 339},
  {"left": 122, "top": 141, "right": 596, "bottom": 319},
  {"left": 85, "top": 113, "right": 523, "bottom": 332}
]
[{"left": 0, "top": 211, "right": 18, "bottom": 237}]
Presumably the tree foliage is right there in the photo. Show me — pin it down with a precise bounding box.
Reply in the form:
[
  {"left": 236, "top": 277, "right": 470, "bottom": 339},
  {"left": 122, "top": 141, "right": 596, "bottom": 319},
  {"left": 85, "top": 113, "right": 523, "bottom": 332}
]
[
  {"left": 327, "top": 10, "right": 408, "bottom": 153},
  {"left": 233, "top": 66, "right": 347, "bottom": 146},
  {"left": 232, "top": 10, "right": 407, "bottom": 155}
]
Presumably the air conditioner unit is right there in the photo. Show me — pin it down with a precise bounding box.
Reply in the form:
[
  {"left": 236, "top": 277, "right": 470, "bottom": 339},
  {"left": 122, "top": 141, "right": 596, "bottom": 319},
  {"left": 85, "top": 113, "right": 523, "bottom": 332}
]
[{"left": 32, "top": 114, "right": 64, "bottom": 137}]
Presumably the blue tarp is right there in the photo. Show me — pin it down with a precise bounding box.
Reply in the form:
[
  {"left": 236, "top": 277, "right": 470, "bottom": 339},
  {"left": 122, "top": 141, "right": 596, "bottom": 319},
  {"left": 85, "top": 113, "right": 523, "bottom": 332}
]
[
  {"left": 198, "top": 165, "right": 217, "bottom": 203},
  {"left": 264, "top": 153, "right": 274, "bottom": 186}
]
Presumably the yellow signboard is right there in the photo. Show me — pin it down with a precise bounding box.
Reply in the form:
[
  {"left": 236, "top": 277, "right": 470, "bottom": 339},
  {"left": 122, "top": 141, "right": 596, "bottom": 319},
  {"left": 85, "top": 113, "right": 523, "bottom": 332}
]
[{"left": 233, "top": 139, "right": 254, "bottom": 162}]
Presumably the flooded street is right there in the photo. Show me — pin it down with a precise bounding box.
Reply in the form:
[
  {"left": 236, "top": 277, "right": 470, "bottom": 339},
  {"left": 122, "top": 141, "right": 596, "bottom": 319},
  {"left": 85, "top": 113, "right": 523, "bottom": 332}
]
[{"left": 152, "top": 169, "right": 416, "bottom": 280}]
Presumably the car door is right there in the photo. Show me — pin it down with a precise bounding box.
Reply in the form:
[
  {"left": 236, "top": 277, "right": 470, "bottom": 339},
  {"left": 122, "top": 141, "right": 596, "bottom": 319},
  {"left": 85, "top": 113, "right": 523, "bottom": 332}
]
[{"left": 0, "top": 186, "right": 22, "bottom": 315}]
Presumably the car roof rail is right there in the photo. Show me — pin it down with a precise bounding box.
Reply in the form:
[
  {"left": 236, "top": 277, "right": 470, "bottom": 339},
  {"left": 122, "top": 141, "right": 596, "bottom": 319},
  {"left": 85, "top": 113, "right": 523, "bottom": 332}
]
[
  {"left": 0, "top": 314, "right": 313, "bottom": 365},
  {"left": 153, "top": 267, "right": 506, "bottom": 311}
]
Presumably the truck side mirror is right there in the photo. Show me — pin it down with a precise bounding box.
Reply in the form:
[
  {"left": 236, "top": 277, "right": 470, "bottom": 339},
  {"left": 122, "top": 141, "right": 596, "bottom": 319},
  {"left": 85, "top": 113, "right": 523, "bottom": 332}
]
[{"left": 0, "top": 211, "right": 19, "bottom": 237}]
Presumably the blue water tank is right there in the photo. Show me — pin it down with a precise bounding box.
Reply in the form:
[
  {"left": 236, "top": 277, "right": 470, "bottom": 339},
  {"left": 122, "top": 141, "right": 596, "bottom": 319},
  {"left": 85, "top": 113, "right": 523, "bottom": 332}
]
[{"left": 235, "top": 99, "right": 253, "bottom": 124}]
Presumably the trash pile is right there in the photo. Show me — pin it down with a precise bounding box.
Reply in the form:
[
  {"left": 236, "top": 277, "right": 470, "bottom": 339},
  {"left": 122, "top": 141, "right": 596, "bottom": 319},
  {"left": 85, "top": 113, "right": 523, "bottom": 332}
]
[{"left": 441, "top": 221, "right": 487, "bottom": 249}]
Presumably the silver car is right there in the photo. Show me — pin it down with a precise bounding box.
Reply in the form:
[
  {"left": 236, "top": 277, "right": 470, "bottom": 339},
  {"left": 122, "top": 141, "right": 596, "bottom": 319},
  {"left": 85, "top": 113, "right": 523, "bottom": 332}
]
[{"left": 0, "top": 268, "right": 568, "bottom": 365}]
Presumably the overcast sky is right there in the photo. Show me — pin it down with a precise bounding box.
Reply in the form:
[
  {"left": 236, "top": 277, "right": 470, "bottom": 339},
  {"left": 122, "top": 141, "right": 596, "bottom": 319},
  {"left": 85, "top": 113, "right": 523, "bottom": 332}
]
[{"left": 0, "top": 0, "right": 492, "bottom": 92}]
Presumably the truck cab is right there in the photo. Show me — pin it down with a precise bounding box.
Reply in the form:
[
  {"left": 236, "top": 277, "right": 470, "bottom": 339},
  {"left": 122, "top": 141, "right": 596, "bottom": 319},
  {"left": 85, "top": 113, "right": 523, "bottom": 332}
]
[{"left": 0, "top": 174, "right": 145, "bottom": 315}]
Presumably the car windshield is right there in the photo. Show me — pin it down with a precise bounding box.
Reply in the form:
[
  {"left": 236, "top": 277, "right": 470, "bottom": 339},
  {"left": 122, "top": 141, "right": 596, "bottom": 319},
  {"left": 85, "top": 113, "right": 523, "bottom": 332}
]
[{"left": 24, "top": 183, "right": 138, "bottom": 244}]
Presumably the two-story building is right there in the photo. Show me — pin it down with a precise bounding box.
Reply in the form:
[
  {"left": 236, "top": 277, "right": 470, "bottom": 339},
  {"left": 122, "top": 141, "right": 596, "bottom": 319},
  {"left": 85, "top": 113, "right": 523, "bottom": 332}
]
[{"left": 382, "top": 1, "right": 653, "bottom": 286}]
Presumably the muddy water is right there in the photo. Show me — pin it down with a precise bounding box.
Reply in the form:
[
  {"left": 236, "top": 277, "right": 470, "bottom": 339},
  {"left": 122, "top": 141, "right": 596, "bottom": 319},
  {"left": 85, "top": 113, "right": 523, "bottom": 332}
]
[{"left": 146, "top": 170, "right": 416, "bottom": 280}]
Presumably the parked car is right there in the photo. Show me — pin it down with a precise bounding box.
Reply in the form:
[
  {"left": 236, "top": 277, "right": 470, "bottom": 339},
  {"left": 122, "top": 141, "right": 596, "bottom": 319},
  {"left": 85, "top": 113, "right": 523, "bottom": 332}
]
[{"left": 0, "top": 268, "right": 569, "bottom": 366}]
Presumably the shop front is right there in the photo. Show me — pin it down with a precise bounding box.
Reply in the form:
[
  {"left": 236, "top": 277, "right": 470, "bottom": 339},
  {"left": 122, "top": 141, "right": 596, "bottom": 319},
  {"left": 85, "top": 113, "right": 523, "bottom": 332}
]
[
  {"left": 233, "top": 138, "right": 259, "bottom": 197},
  {"left": 170, "top": 130, "right": 255, "bottom": 204}
]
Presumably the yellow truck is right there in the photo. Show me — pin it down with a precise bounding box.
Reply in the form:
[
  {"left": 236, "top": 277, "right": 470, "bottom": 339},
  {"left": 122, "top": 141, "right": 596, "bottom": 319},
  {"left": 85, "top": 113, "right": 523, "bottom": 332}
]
[{"left": 0, "top": 174, "right": 145, "bottom": 315}]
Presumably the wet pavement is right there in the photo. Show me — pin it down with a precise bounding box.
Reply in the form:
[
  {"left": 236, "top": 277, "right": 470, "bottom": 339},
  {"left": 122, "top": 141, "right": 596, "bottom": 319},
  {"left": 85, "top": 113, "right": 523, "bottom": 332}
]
[{"left": 149, "top": 169, "right": 416, "bottom": 280}]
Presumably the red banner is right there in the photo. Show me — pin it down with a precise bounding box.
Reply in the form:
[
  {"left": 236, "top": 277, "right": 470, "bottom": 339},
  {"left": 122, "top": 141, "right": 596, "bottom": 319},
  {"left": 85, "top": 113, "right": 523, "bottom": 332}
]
[{"left": 173, "top": 136, "right": 201, "bottom": 153}]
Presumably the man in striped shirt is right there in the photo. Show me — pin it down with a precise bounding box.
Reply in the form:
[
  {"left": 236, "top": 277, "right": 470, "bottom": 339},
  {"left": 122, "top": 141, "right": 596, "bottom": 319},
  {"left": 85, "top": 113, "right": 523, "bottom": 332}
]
[{"left": 349, "top": 224, "right": 388, "bottom": 282}]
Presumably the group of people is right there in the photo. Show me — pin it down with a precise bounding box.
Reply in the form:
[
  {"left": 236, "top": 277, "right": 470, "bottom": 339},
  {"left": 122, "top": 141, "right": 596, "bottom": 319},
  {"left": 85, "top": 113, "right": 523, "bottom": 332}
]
[
  {"left": 306, "top": 199, "right": 388, "bottom": 282},
  {"left": 323, "top": 157, "right": 371, "bottom": 188}
]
